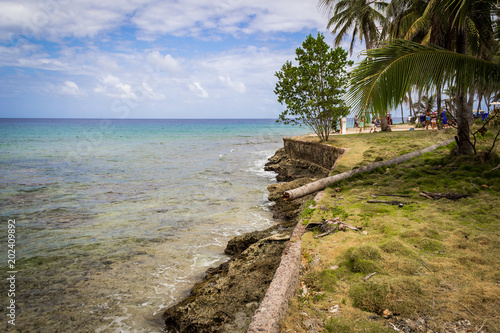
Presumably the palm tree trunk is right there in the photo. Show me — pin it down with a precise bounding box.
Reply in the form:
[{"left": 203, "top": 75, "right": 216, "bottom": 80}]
[
  {"left": 436, "top": 81, "right": 442, "bottom": 118},
  {"left": 418, "top": 88, "right": 422, "bottom": 115},
  {"left": 408, "top": 91, "right": 414, "bottom": 117},
  {"left": 363, "top": 30, "right": 372, "bottom": 50},
  {"left": 456, "top": 90, "right": 474, "bottom": 155},
  {"left": 381, "top": 115, "right": 391, "bottom": 131},
  {"left": 401, "top": 103, "right": 404, "bottom": 123},
  {"left": 468, "top": 88, "right": 475, "bottom": 122},
  {"left": 455, "top": 25, "right": 474, "bottom": 155},
  {"left": 283, "top": 138, "right": 455, "bottom": 200}
]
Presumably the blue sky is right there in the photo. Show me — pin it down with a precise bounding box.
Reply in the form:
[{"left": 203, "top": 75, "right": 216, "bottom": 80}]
[{"left": 0, "top": 0, "right": 367, "bottom": 119}]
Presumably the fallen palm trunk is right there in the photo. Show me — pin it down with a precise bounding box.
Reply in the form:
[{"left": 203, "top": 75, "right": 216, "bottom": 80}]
[{"left": 283, "top": 138, "right": 454, "bottom": 200}]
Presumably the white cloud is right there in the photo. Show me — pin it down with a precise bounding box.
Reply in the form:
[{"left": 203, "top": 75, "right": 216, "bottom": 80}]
[
  {"left": 0, "top": 2, "right": 37, "bottom": 40},
  {"left": 0, "top": 0, "right": 325, "bottom": 41},
  {"left": 133, "top": 0, "right": 325, "bottom": 39},
  {"left": 189, "top": 82, "right": 209, "bottom": 98},
  {"left": 46, "top": 80, "right": 85, "bottom": 96},
  {"left": 0, "top": 0, "right": 336, "bottom": 118},
  {"left": 94, "top": 74, "right": 139, "bottom": 99},
  {"left": 94, "top": 74, "right": 165, "bottom": 100},
  {"left": 59, "top": 80, "right": 82, "bottom": 95},
  {"left": 146, "top": 51, "right": 182, "bottom": 74},
  {"left": 218, "top": 75, "right": 246, "bottom": 94}
]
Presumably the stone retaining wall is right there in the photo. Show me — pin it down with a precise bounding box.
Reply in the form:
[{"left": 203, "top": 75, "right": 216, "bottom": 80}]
[{"left": 283, "top": 138, "right": 346, "bottom": 171}]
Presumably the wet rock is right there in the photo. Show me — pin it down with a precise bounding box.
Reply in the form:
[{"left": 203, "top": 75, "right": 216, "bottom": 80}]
[
  {"left": 163, "top": 235, "right": 289, "bottom": 333},
  {"left": 224, "top": 227, "right": 278, "bottom": 256},
  {"left": 163, "top": 144, "right": 327, "bottom": 333}
]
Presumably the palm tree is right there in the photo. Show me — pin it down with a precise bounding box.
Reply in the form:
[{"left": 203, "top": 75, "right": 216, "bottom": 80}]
[
  {"left": 443, "top": 85, "right": 457, "bottom": 116},
  {"left": 413, "top": 93, "right": 436, "bottom": 111},
  {"left": 382, "top": 0, "right": 428, "bottom": 42},
  {"left": 320, "top": 0, "right": 389, "bottom": 130},
  {"left": 346, "top": 0, "right": 498, "bottom": 155},
  {"left": 319, "top": 0, "right": 388, "bottom": 55},
  {"left": 406, "top": 91, "right": 414, "bottom": 117},
  {"left": 345, "top": 40, "right": 500, "bottom": 155},
  {"left": 384, "top": 0, "right": 453, "bottom": 117}
]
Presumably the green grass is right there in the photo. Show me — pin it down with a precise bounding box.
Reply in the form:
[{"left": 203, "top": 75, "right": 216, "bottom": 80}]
[{"left": 281, "top": 127, "right": 500, "bottom": 333}]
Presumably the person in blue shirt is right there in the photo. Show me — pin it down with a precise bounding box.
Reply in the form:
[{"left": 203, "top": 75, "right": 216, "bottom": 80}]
[{"left": 441, "top": 109, "right": 448, "bottom": 128}]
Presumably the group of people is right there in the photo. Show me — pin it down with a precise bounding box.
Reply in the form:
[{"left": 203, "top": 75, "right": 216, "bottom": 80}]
[
  {"left": 424, "top": 108, "right": 449, "bottom": 130},
  {"left": 353, "top": 114, "right": 390, "bottom": 133}
]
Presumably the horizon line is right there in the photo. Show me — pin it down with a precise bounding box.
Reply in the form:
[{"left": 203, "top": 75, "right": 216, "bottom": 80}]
[{"left": 0, "top": 117, "right": 281, "bottom": 120}]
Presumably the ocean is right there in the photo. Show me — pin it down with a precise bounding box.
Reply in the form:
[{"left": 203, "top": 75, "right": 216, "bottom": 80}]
[{"left": 0, "top": 118, "right": 310, "bottom": 332}]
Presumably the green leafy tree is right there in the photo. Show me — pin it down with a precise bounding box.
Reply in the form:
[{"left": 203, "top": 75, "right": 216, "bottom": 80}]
[{"left": 275, "top": 33, "right": 353, "bottom": 142}]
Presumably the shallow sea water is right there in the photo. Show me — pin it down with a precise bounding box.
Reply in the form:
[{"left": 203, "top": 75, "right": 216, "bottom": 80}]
[{"left": 0, "top": 118, "right": 308, "bottom": 332}]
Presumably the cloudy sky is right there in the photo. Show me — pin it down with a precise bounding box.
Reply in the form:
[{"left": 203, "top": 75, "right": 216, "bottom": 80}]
[{"left": 0, "top": 0, "right": 362, "bottom": 119}]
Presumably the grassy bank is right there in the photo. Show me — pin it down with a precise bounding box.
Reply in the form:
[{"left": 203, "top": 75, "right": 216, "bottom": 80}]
[{"left": 281, "top": 128, "right": 500, "bottom": 332}]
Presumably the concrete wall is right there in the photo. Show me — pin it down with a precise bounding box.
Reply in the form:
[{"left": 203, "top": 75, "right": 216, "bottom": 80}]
[{"left": 283, "top": 138, "right": 346, "bottom": 170}]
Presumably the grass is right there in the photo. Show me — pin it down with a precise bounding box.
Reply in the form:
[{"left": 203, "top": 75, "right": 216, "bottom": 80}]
[{"left": 280, "top": 126, "right": 500, "bottom": 332}]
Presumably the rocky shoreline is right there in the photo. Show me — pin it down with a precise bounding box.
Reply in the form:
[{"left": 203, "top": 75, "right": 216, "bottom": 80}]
[{"left": 162, "top": 147, "right": 326, "bottom": 332}]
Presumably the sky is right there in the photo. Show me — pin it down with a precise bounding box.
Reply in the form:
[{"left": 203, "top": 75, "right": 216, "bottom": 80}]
[{"left": 0, "top": 0, "right": 369, "bottom": 119}]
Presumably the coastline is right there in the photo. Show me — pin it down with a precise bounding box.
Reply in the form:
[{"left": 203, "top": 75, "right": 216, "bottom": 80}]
[
  {"left": 162, "top": 145, "right": 326, "bottom": 332},
  {"left": 161, "top": 124, "right": 424, "bottom": 332}
]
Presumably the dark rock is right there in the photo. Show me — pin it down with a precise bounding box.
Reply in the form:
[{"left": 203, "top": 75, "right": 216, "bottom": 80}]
[
  {"left": 162, "top": 143, "right": 328, "bottom": 332},
  {"left": 224, "top": 226, "right": 281, "bottom": 256},
  {"left": 163, "top": 236, "right": 288, "bottom": 332}
]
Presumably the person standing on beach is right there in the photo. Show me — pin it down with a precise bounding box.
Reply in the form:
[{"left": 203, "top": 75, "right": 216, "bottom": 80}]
[
  {"left": 425, "top": 109, "right": 431, "bottom": 130},
  {"left": 354, "top": 116, "right": 359, "bottom": 128},
  {"left": 386, "top": 113, "right": 392, "bottom": 125},
  {"left": 431, "top": 112, "right": 437, "bottom": 129},
  {"left": 441, "top": 108, "right": 448, "bottom": 128},
  {"left": 359, "top": 116, "right": 364, "bottom": 133},
  {"left": 369, "top": 117, "right": 376, "bottom": 133}
]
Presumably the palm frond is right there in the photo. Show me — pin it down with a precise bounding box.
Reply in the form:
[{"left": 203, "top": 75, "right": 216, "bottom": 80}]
[
  {"left": 405, "top": 15, "right": 431, "bottom": 40},
  {"left": 345, "top": 39, "right": 500, "bottom": 116}
]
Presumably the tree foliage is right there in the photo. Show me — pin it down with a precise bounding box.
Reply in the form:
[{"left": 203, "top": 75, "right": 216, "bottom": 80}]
[
  {"left": 319, "top": 0, "right": 388, "bottom": 54},
  {"left": 345, "top": 39, "right": 500, "bottom": 116},
  {"left": 274, "top": 33, "right": 353, "bottom": 141}
]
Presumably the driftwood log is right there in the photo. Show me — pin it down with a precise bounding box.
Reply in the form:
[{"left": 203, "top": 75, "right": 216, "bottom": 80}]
[
  {"left": 367, "top": 200, "right": 416, "bottom": 206},
  {"left": 283, "top": 138, "right": 454, "bottom": 200},
  {"left": 376, "top": 194, "right": 411, "bottom": 198},
  {"left": 419, "top": 190, "right": 471, "bottom": 200},
  {"left": 305, "top": 218, "right": 361, "bottom": 238}
]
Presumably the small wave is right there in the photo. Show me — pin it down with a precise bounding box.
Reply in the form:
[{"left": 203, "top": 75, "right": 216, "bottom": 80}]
[{"left": 247, "top": 158, "right": 277, "bottom": 181}]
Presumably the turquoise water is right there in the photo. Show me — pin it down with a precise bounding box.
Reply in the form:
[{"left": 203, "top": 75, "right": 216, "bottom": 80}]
[{"left": 0, "top": 119, "right": 309, "bottom": 332}]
